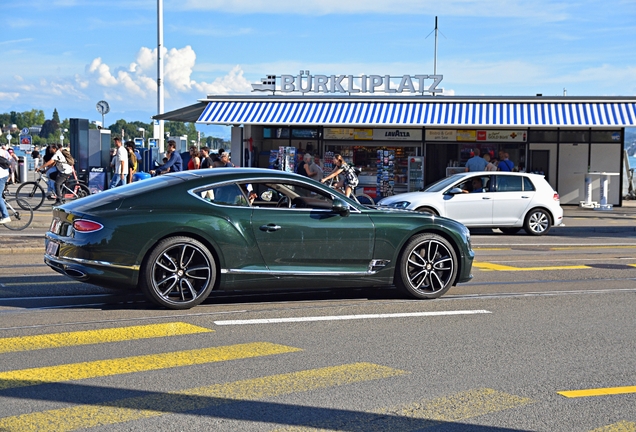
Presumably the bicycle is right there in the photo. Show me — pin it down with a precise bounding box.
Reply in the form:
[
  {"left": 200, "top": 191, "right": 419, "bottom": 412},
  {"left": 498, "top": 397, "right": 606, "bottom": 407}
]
[
  {"left": 1, "top": 187, "right": 33, "bottom": 231},
  {"left": 324, "top": 174, "right": 375, "bottom": 206},
  {"left": 15, "top": 169, "right": 91, "bottom": 210}
]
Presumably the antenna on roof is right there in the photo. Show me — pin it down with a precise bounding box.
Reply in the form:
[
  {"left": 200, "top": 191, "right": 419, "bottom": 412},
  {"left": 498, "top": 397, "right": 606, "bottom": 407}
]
[{"left": 425, "top": 17, "right": 446, "bottom": 76}]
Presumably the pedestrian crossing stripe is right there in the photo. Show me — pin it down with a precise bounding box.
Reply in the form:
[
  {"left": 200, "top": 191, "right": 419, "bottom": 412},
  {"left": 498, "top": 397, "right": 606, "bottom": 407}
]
[
  {"left": 473, "top": 262, "right": 590, "bottom": 271},
  {"left": 0, "top": 342, "right": 302, "bottom": 390},
  {"left": 0, "top": 362, "right": 406, "bottom": 432},
  {"left": 0, "top": 322, "right": 213, "bottom": 354},
  {"left": 272, "top": 388, "right": 535, "bottom": 431}
]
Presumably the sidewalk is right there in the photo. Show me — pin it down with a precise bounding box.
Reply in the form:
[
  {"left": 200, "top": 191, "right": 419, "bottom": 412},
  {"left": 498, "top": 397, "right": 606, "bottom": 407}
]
[{"left": 2, "top": 182, "right": 636, "bottom": 254}]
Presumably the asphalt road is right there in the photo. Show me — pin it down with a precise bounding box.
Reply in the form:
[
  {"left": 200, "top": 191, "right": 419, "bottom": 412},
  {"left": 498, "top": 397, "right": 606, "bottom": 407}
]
[{"left": 1, "top": 203, "right": 636, "bottom": 431}]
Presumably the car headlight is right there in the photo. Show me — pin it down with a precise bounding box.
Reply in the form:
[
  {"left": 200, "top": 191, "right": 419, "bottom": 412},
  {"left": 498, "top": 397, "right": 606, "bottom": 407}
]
[{"left": 390, "top": 201, "right": 411, "bottom": 209}]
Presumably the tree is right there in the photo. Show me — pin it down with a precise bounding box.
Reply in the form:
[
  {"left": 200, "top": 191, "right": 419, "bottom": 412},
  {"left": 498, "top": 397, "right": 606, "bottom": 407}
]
[
  {"left": 40, "top": 119, "right": 60, "bottom": 139},
  {"left": 52, "top": 109, "right": 60, "bottom": 124}
]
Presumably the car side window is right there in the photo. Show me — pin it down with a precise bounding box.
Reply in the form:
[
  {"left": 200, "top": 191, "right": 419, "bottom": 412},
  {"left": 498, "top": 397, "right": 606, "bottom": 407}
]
[
  {"left": 200, "top": 183, "right": 249, "bottom": 207},
  {"left": 456, "top": 176, "right": 490, "bottom": 193},
  {"left": 496, "top": 176, "right": 523, "bottom": 192},
  {"left": 523, "top": 176, "right": 536, "bottom": 191},
  {"left": 243, "top": 181, "right": 334, "bottom": 209}
]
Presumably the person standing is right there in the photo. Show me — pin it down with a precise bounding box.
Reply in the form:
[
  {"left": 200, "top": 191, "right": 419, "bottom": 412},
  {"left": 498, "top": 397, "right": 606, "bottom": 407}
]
[
  {"left": 125, "top": 141, "right": 138, "bottom": 184},
  {"left": 0, "top": 146, "right": 12, "bottom": 224},
  {"left": 219, "top": 153, "right": 234, "bottom": 167},
  {"left": 484, "top": 153, "right": 497, "bottom": 171},
  {"left": 188, "top": 146, "right": 201, "bottom": 170},
  {"left": 320, "top": 153, "right": 359, "bottom": 198},
  {"left": 498, "top": 152, "right": 514, "bottom": 171},
  {"left": 200, "top": 147, "right": 214, "bottom": 168},
  {"left": 464, "top": 148, "right": 488, "bottom": 172},
  {"left": 31, "top": 147, "right": 41, "bottom": 173},
  {"left": 110, "top": 136, "right": 128, "bottom": 188}
]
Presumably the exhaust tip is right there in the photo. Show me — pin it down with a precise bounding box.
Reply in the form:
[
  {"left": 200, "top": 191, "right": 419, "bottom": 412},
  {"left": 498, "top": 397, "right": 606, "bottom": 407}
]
[{"left": 64, "top": 268, "right": 87, "bottom": 279}]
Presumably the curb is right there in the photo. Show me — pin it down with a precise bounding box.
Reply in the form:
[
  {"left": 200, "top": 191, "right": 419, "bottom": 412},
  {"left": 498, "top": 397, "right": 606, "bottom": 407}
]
[{"left": 0, "top": 247, "right": 44, "bottom": 255}]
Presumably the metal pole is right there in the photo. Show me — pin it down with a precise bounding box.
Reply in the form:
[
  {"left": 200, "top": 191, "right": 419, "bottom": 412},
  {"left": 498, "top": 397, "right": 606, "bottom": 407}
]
[
  {"left": 434, "top": 16, "right": 438, "bottom": 76},
  {"left": 157, "top": 0, "right": 165, "bottom": 153}
]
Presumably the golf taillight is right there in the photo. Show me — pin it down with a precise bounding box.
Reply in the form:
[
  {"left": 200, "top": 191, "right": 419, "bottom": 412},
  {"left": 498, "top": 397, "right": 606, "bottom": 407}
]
[
  {"left": 73, "top": 220, "right": 104, "bottom": 233},
  {"left": 553, "top": 193, "right": 560, "bottom": 201}
]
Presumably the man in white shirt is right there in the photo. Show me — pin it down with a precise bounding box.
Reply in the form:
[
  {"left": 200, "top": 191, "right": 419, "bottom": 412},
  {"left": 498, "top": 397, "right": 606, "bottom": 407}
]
[
  {"left": 0, "top": 146, "right": 11, "bottom": 223},
  {"left": 110, "top": 136, "right": 128, "bottom": 188}
]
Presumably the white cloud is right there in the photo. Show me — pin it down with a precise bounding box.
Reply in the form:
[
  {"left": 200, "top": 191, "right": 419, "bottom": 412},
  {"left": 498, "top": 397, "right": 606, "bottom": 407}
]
[
  {"left": 0, "top": 92, "right": 20, "bottom": 101},
  {"left": 88, "top": 58, "right": 118, "bottom": 87},
  {"left": 193, "top": 65, "right": 252, "bottom": 94}
]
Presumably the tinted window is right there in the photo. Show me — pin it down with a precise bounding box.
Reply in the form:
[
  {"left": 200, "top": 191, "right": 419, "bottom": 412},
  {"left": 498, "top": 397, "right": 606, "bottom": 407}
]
[
  {"left": 496, "top": 176, "right": 523, "bottom": 192},
  {"left": 523, "top": 176, "right": 536, "bottom": 191}
]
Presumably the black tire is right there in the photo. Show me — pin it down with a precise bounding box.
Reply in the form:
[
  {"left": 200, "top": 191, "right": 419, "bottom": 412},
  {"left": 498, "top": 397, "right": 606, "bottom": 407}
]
[
  {"left": 15, "top": 182, "right": 45, "bottom": 210},
  {"left": 500, "top": 227, "right": 521, "bottom": 235},
  {"left": 65, "top": 183, "right": 91, "bottom": 202},
  {"left": 140, "top": 236, "right": 216, "bottom": 309},
  {"left": 395, "top": 233, "right": 458, "bottom": 299},
  {"left": 415, "top": 206, "right": 439, "bottom": 216},
  {"left": 523, "top": 208, "right": 551, "bottom": 236}
]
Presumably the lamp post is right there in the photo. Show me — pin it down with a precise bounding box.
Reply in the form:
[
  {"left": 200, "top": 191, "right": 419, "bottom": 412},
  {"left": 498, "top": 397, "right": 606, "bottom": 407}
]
[
  {"left": 138, "top": 127, "right": 145, "bottom": 147},
  {"left": 6, "top": 133, "right": 11, "bottom": 146},
  {"left": 59, "top": 128, "right": 68, "bottom": 146}
]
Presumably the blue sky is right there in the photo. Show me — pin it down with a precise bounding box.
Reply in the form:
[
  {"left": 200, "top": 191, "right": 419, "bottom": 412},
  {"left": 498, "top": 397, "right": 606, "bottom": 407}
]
[{"left": 2, "top": 0, "right": 635, "bottom": 139}]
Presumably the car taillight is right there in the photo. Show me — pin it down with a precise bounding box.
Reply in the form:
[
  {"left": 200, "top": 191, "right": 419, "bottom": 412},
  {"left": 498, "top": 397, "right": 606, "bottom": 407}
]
[
  {"left": 553, "top": 193, "right": 560, "bottom": 201},
  {"left": 73, "top": 220, "right": 104, "bottom": 233}
]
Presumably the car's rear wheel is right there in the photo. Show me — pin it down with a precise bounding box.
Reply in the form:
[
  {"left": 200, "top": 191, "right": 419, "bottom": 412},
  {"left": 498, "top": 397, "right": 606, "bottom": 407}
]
[
  {"left": 414, "top": 206, "right": 438, "bottom": 216},
  {"left": 140, "top": 236, "right": 216, "bottom": 309},
  {"left": 524, "top": 209, "right": 551, "bottom": 236},
  {"left": 395, "top": 233, "right": 457, "bottom": 299},
  {"left": 500, "top": 227, "right": 521, "bottom": 235}
]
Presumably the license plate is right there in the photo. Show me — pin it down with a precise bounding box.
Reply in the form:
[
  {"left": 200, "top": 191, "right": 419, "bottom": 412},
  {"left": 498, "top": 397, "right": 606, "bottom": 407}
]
[{"left": 46, "top": 241, "right": 59, "bottom": 257}]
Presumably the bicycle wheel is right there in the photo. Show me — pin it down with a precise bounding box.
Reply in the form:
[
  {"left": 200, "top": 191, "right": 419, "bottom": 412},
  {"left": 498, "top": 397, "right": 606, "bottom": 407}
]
[
  {"left": 3, "top": 198, "right": 34, "bottom": 231},
  {"left": 15, "top": 181, "right": 46, "bottom": 210},
  {"left": 355, "top": 193, "right": 375, "bottom": 205},
  {"left": 64, "top": 183, "right": 91, "bottom": 202}
]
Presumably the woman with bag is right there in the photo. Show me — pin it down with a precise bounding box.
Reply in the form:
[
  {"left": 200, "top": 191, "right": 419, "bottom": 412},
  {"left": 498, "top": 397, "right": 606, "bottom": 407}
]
[{"left": 37, "top": 144, "right": 74, "bottom": 205}]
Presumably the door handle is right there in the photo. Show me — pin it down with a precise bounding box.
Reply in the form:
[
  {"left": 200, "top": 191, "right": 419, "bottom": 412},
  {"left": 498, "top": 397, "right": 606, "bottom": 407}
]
[
  {"left": 482, "top": 197, "right": 491, "bottom": 199},
  {"left": 259, "top": 224, "right": 281, "bottom": 232},
  {"left": 521, "top": 196, "right": 530, "bottom": 199}
]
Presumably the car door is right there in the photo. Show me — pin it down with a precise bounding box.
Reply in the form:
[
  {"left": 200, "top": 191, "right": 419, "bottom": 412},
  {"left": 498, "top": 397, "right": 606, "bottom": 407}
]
[
  {"left": 492, "top": 175, "right": 535, "bottom": 225},
  {"left": 248, "top": 181, "right": 375, "bottom": 274},
  {"left": 443, "top": 175, "right": 494, "bottom": 226}
]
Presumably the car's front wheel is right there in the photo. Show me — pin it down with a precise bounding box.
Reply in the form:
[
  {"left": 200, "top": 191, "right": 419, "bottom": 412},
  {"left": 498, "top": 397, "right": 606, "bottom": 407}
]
[
  {"left": 140, "top": 236, "right": 216, "bottom": 309},
  {"left": 395, "top": 233, "right": 458, "bottom": 299},
  {"left": 524, "top": 209, "right": 552, "bottom": 236}
]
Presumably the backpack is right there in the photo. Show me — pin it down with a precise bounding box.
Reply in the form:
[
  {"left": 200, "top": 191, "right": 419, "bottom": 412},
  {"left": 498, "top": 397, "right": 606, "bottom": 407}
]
[
  {"left": 60, "top": 148, "right": 75, "bottom": 167},
  {"left": 0, "top": 156, "right": 9, "bottom": 170}
]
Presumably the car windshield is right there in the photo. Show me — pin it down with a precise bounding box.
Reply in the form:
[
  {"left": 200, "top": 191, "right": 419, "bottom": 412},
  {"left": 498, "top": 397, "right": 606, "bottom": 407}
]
[{"left": 423, "top": 174, "right": 465, "bottom": 192}]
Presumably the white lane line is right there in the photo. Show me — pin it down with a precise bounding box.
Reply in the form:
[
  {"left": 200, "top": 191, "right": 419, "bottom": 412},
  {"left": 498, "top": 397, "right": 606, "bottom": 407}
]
[{"left": 214, "top": 310, "right": 492, "bottom": 326}]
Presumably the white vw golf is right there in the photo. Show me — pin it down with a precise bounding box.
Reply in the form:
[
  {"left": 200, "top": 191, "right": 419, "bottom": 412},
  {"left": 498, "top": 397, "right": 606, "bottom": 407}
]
[{"left": 378, "top": 171, "right": 564, "bottom": 235}]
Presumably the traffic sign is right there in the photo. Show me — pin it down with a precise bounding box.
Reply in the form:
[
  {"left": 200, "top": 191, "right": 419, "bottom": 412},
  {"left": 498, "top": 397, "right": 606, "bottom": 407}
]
[{"left": 21, "top": 127, "right": 29, "bottom": 135}]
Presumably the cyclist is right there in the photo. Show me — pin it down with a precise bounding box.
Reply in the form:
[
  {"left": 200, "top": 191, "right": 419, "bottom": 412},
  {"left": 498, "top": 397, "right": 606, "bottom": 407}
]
[
  {"left": 0, "top": 145, "right": 11, "bottom": 223},
  {"left": 37, "top": 144, "right": 75, "bottom": 205},
  {"left": 320, "top": 153, "right": 359, "bottom": 198}
]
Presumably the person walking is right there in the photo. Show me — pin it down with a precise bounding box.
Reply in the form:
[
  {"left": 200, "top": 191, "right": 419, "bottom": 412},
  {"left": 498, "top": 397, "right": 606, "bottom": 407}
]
[
  {"left": 125, "top": 141, "right": 138, "bottom": 184},
  {"left": 188, "top": 146, "right": 201, "bottom": 170},
  {"left": 110, "top": 136, "right": 128, "bottom": 188},
  {"left": 464, "top": 148, "right": 488, "bottom": 172}
]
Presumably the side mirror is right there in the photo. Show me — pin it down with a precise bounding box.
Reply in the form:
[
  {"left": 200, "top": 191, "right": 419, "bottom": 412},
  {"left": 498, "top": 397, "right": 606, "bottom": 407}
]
[
  {"left": 332, "top": 198, "right": 350, "bottom": 216},
  {"left": 448, "top": 187, "right": 464, "bottom": 195}
]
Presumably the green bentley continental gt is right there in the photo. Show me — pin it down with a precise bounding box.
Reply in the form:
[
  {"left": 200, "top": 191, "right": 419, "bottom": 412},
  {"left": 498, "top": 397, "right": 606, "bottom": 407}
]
[{"left": 44, "top": 168, "right": 474, "bottom": 309}]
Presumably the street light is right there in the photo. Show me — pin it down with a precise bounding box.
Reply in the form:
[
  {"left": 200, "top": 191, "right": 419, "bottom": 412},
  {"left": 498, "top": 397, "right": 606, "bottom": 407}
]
[
  {"left": 6, "top": 133, "right": 11, "bottom": 146},
  {"left": 59, "top": 128, "right": 68, "bottom": 146}
]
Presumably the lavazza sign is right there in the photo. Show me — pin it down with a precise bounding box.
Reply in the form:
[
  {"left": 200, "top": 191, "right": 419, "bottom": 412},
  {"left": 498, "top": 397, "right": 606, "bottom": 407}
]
[{"left": 251, "top": 71, "right": 443, "bottom": 95}]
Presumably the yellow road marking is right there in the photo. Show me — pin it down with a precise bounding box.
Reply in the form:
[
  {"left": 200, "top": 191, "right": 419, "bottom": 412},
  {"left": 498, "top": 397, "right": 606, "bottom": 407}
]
[
  {"left": 552, "top": 245, "right": 636, "bottom": 250},
  {"left": 0, "top": 342, "right": 302, "bottom": 390},
  {"left": 558, "top": 385, "right": 636, "bottom": 398},
  {"left": 473, "top": 262, "right": 590, "bottom": 271},
  {"left": 273, "top": 388, "right": 534, "bottom": 432},
  {"left": 0, "top": 322, "right": 213, "bottom": 354},
  {"left": 0, "top": 362, "right": 406, "bottom": 432},
  {"left": 590, "top": 421, "right": 636, "bottom": 432}
]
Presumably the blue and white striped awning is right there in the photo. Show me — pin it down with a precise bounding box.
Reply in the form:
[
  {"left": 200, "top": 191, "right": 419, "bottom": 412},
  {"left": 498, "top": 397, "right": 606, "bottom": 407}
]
[{"left": 197, "top": 99, "right": 636, "bottom": 127}]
